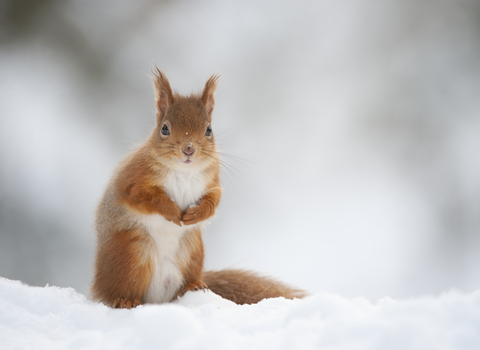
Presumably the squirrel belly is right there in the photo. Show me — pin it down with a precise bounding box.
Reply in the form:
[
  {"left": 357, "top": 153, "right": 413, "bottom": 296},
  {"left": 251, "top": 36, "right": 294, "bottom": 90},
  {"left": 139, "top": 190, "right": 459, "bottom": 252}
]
[
  {"left": 140, "top": 216, "right": 204, "bottom": 304},
  {"left": 131, "top": 166, "right": 211, "bottom": 304}
]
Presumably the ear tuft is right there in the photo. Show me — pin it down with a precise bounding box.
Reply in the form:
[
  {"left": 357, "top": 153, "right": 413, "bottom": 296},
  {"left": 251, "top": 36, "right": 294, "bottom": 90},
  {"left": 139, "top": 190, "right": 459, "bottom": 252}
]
[
  {"left": 201, "top": 74, "right": 220, "bottom": 116},
  {"left": 151, "top": 66, "right": 174, "bottom": 123}
]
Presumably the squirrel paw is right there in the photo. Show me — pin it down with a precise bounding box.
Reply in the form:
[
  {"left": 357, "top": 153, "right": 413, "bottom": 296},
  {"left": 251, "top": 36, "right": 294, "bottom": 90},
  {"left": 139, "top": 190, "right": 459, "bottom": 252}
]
[
  {"left": 164, "top": 208, "right": 182, "bottom": 226},
  {"left": 112, "top": 298, "right": 141, "bottom": 309},
  {"left": 181, "top": 206, "right": 206, "bottom": 226},
  {"left": 173, "top": 281, "right": 208, "bottom": 300}
]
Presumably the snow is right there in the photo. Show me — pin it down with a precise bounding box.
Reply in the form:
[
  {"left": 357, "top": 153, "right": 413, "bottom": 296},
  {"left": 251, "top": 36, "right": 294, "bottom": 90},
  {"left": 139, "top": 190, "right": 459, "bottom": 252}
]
[{"left": 1, "top": 277, "right": 479, "bottom": 350}]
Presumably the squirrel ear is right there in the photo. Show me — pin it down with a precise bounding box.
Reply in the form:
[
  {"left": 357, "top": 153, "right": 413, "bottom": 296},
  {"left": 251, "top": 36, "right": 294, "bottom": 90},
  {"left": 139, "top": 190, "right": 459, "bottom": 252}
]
[
  {"left": 201, "top": 74, "right": 220, "bottom": 116},
  {"left": 152, "top": 66, "right": 174, "bottom": 123}
]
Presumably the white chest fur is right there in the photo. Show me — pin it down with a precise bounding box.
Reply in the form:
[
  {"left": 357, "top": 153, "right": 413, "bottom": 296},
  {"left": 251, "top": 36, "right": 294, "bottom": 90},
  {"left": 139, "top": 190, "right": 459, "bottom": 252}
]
[
  {"left": 163, "top": 167, "right": 208, "bottom": 211},
  {"left": 141, "top": 167, "right": 208, "bottom": 304}
]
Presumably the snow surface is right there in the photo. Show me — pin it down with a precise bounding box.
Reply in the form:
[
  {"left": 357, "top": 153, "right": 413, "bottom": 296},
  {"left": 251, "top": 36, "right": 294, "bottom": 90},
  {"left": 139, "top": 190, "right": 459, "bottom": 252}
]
[{"left": 1, "top": 278, "right": 479, "bottom": 350}]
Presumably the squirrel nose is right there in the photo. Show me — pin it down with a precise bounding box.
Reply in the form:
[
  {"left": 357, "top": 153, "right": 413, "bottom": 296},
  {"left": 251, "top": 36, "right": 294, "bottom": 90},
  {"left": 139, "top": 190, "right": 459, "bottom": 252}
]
[{"left": 183, "top": 144, "right": 195, "bottom": 156}]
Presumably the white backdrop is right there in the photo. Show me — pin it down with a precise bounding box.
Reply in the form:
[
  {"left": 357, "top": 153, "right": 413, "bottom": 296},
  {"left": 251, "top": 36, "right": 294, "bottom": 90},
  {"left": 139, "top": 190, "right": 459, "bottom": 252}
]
[{"left": 0, "top": 0, "right": 479, "bottom": 300}]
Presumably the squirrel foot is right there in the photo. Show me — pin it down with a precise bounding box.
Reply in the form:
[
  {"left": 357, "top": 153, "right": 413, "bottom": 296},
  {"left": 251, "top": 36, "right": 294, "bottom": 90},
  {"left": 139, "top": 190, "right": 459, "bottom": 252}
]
[
  {"left": 173, "top": 281, "right": 208, "bottom": 300},
  {"left": 112, "top": 298, "right": 141, "bottom": 309}
]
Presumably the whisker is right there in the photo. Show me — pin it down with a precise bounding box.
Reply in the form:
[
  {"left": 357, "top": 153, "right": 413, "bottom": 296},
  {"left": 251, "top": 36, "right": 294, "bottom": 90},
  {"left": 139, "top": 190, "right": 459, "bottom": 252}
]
[
  {"left": 202, "top": 148, "right": 254, "bottom": 168},
  {"left": 218, "top": 163, "right": 237, "bottom": 189},
  {"left": 216, "top": 153, "right": 255, "bottom": 167},
  {"left": 213, "top": 125, "right": 239, "bottom": 138},
  {"left": 200, "top": 150, "right": 238, "bottom": 188},
  {"left": 219, "top": 160, "right": 251, "bottom": 179},
  {"left": 216, "top": 159, "right": 242, "bottom": 184},
  {"left": 215, "top": 143, "right": 260, "bottom": 155},
  {"left": 202, "top": 149, "right": 251, "bottom": 179}
]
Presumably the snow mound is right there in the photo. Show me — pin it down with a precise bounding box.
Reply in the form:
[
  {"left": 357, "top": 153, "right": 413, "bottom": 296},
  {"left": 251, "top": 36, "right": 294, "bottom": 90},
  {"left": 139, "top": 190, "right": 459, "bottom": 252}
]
[{"left": 1, "top": 277, "right": 479, "bottom": 349}]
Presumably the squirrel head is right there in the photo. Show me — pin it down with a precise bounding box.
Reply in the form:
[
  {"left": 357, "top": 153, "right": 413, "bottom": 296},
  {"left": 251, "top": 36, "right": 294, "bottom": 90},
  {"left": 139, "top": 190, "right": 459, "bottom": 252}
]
[{"left": 149, "top": 67, "right": 220, "bottom": 169}]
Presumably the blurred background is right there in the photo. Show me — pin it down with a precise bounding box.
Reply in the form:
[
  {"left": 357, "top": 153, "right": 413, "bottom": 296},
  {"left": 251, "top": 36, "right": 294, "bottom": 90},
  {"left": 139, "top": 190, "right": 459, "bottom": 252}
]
[{"left": 1, "top": 0, "right": 479, "bottom": 301}]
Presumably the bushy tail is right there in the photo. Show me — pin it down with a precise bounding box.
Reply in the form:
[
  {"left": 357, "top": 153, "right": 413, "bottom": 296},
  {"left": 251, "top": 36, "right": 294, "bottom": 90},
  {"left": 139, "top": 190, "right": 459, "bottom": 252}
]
[{"left": 203, "top": 269, "right": 308, "bottom": 305}]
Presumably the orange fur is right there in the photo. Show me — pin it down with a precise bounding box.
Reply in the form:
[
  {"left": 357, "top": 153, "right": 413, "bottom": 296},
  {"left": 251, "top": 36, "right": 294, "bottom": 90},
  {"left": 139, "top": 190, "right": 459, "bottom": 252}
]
[
  {"left": 204, "top": 269, "right": 308, "bottom": 305},
  {"left": 91, "top": 67, "right": 307, "bottom": 309},
  {"left": 92, "top": 228, "right": 154, "bottom": 307},
  {"left": 178, "top": 227, "right": 205, "bottom": 282},
  {"left": 92, "top": 67, "right": 221, "bottom": 308},
  {"left": 115, "top": 148, "right": 182, "bottom": 225},
  {"left": 171, "top": 227, "right": 207, "bottom": 300}
]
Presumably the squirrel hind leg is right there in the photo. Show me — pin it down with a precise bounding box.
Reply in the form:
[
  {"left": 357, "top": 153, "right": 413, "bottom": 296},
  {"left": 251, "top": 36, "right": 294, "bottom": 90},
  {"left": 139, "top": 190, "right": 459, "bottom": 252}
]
[
  {"left": 203, "top": 269, "right": 308, "bottom": 305},
  {"left": 91, "top": 228, "right": 155, "bottom": 308}
]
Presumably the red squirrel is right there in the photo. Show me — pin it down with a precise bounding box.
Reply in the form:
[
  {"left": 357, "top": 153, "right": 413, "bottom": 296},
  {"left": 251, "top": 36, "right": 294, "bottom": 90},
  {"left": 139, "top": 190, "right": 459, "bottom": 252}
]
[{"left": 91, "top": 67, "right": 307, "bottom": 308}]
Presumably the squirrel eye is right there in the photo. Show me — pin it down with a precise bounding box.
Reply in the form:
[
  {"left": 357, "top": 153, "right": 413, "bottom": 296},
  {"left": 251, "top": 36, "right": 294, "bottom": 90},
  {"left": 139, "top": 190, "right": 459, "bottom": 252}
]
[
  {"left": 161, "top": 124, "right": 170, "bottom": 136},
  {"left": 205, "top": 125, "right": 212, "bottom": 137}
]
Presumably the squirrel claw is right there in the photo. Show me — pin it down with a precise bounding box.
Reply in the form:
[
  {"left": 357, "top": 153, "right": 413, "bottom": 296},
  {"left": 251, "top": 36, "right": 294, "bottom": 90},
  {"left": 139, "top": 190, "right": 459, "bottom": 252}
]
[{"left": 112, "top": 298, "right": 141, "bottom": 309}]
